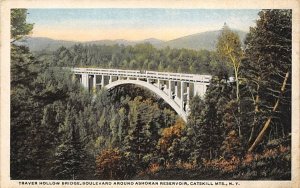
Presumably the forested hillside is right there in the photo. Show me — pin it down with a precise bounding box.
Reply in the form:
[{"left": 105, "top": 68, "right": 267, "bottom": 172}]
[
  {"left": 11, "top": 9, "right": 291, "bottom": 180},
  {"left": 35, "top": 43, "right": 224, "bottom": 75},
  {"left": 21, "top": 30, "right": 246, "bottom": 52},
  {"left": 161, "top": 30, "right": 246, "bottom": 51}
]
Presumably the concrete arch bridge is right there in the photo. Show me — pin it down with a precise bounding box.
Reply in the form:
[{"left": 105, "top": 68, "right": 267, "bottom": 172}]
[{"left": 70, "top": 67, "right": 211, "bottom": 122}]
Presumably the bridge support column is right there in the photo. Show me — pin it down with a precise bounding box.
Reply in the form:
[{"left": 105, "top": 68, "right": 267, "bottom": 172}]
[
  {"left": 81, "top": 73, "right": 89, "bottom": 89},
  {"left": 109, "top": 76, "right": 112, "bottom": 84},
  {"left": 101, "top": 75, "right": 105, "bottom": 88},
  {"left": 175, "top": 82, "right": 178, "bottom": 97},
  {"left": 158, "top": 79, "right": 160, "bottom": 89},
  {"left": 186, "top": 83, "right": 190, "bottom": 102},
  {"left": 147, "top": 78, "right": 150, "bottom": 83},
  {"left": 181, "top": 81, "right": 184, "bottom": 110},
  {"left": 186, "top": 83, "right": 190, "bottom": 112},
  {"left": 163, "top": 80, "right": 166, "bottom": 90},
  {"left": 194, "top": 82, "right": 206, "bottom": 97},
  {"left": 169, "top": 80, "right": 172, "bottom": 98},
  {"left": 93, "top": 75, "right": 96, "bottom": 92}
]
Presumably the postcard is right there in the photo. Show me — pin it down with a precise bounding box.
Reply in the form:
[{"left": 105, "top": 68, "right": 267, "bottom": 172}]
[{"left": 1, "top": 0, "right": 299, "bottom": 187}]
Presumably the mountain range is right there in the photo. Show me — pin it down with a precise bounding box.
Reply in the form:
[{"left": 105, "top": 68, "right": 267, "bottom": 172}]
[{"left": 20, "top": 30, "right": 247, "bottom": 52}]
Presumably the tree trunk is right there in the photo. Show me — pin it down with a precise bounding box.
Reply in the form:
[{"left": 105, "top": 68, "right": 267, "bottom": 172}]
[
  {"left": 248, "top": 84, "right": 260, "bottom": 144},
  {"left": 248, "top": 72, "right": 289, "bottom": 152},
  {"left": 234, "top": 66, "right": 242, "bottom": 137},
  {"left": 234, "top": 67, "right": 240, "bottom": 103}
]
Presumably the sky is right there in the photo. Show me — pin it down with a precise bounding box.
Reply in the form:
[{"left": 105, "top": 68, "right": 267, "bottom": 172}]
[{"left": 27, "top": 9, "right": 260, "bottom": 41}]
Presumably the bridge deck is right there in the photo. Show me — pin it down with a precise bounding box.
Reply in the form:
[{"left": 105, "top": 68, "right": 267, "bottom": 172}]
[{"left": 71, "top": 67, "right": 211, "bottom": 83}]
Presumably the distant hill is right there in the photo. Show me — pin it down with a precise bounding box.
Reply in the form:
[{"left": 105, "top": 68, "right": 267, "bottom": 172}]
[
  {"left": 160, "top": 30, "right": 247, "bottom": 51},
  {"left": 20, "top": 37, "right": 165, "bottom": 52},
  {"left": 18, "top": 37, "right": 78, "bottom": 52},
  {"left": 21, "top": 30, "right": 247, "bottom": 52},
  {"left": 142, "top": 38, "right": 165, "bottom": 46},
  {"left": 85, "top": 38, "right": 165, "bottom": 47}
]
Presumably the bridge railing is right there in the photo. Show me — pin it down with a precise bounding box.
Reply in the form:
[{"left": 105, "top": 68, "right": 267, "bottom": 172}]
[{"left": 70, "top": 67, "right": 212, "bottom": 83}]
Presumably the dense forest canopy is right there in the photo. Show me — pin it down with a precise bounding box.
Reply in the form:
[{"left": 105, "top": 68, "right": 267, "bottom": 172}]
[
  {"left": 11, "top": 9, "right": 291, "bottom": 180},
  {"left": 35, "top": 42, "right": 232, "bottom": 77}
]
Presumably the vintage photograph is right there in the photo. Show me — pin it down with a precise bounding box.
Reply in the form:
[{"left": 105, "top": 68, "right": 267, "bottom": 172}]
[
  {"left": 2, "top": 1, "right": 298, "bottom": 187},
  {"left": 10, "top": 7, "right": 292, "bottom": 180}
]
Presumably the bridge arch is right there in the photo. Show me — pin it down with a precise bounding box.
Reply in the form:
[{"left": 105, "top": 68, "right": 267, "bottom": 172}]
[
  {"left": 71, "top": 67, "right": 212, "bottom": 122},
  {"left": 105, "top": 79, "right": 188, "bottom": 122}
]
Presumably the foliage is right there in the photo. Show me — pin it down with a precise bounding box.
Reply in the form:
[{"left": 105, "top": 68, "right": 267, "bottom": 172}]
[
  {"left": 123, "top": 97, "right": 176, "bottom": 170},
  {"left": 137, "top": 137, "right": 291, "bottom": 180},
  {"left": 95, "top": 148, "right": 131, "bottom": 179},
  {"left": 10, "top": 18, "right": 43, "bottom": 178},
  {"left": 157, "top": 118, "right": 186, "bottom": 165},
  {"left": 183, "top": 78, "right": 234, "bottom": 165},
  {"left": 220, "top": 100, "right": 244, "bottom": 159},
  {"left": 42, "top": 43, "right": 219, "bottom": 75},
  {"left": 216, "top": 23, "right": 243, "bottom": 102},
  {"left": 241, "top": 9, "right": 291, "bottom": 151},
  {"left": 11, "top": 9, "right": 33, "bottom": 42},
  {"left": 178, "top": 9, "right": 291, "bottom": 175},
  {"left": 204, "top": 136, "right": 291, "bottom": 180}
]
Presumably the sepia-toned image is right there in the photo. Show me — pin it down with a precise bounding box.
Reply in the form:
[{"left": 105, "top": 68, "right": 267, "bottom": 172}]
[{"left": 1, "top": 0, "right": 299, "bottom": 187}]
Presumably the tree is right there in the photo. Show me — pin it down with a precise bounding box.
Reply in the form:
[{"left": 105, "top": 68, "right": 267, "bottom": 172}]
[
  {"left": 11, "top": 15, "right": 94, "bottom": 178},
  {"left": 11, "top": 9, "right": 33, "bottom": 42},
  {"left": 10, "top": 9, "right": 41, "bottom": 179},
  {"left": 185, "top": 76, "right": 239, "bottom": 165},
  {"left": 216, "top": 24, "right": 244, "bottom": 139},
  {"left": 182, "top": 96, "right": 205, "bottom": 165},
  {"left": 216, "top": 23, "right": 243, "bottom": 103},
  {"left": 123, "top": 100, "right": 148, "bottom": 168},
  {"left": 157, "top": 118, "right": 186, "bottom": 165},
  {"left": 109, "top": 109, "right": 120, "bottom": 147},
  {"left": 51, "top": 108, "right": 89, "bottom": 180},
  {"left": 241, "top": 10, "right": 292, "bottom": 152},
  {"left": 220, "top": 100, "right": 244, "bottom": 159},
  {"left": 95, "top": 148, "right": 132, "bottom": 179}
]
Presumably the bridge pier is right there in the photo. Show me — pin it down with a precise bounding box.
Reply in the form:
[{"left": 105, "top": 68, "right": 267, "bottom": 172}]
[
  {"left": 82, "top": 73, "right": 89, "bottom": 89},
  {"left": 101, "top": 75, "right": 105, "bottom": 88},
  {"left": 158, "top": 79, "right": 160, "bottom": 90},
  {"left": 175, "top": 82, "right": 178, "bottom": 98},
  {"left": 169, "top": 80, "right": 172, "bottom": 99},
  {"left": 186, "top": 83, "right": 190, "bottom": 112},
  {"left": 181, "top": 81, "right": 184, "bottom": 110},
  {"left": 93, "top": 75, "right": 96, "bottom": 92},
  {"left": 194, "top": 83, "right": 207, "bottom": 97},
  {"left": 187, "top": 83, "right": 190, "bottom": 102}
]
